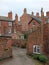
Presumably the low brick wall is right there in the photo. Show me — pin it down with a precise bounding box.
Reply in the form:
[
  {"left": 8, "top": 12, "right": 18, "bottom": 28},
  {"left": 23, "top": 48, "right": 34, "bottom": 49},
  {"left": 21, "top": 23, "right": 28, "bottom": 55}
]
[
  {"left": 0, "top": 37, "right": 12, "bottom": 60},
  {"left": 12, "top": 39, "right": 27, "bottom": 48}
]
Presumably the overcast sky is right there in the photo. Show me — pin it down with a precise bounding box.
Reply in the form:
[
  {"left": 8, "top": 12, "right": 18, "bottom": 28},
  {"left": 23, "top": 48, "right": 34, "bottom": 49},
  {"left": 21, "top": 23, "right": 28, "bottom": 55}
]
[{"left": 0, "top": 0, "right": 49, "bottom": 19}]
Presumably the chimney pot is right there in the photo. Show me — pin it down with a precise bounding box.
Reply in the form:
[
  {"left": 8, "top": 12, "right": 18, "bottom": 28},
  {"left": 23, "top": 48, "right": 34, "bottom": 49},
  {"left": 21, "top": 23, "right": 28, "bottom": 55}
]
[
  {"left": 46, "top": 11, "right": 49, "bottom": 17},
  {"left": 36, "top": 12, "right": 39, "bottom": 17},
  {"left": 31, "top": 12, "right": 34, "bottom": 16},
  {"left": 8, "top": 11, "right": 12, "bottom": 19},
  {"left": 24, "top": 8, "right": 27, "bottom": 14}
]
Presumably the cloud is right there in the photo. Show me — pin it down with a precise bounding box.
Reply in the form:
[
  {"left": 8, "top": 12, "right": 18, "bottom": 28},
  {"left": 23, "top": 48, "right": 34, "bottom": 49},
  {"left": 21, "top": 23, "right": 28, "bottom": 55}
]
[{"left": 0, "top": 0, "right": 49, "bottom": 19}]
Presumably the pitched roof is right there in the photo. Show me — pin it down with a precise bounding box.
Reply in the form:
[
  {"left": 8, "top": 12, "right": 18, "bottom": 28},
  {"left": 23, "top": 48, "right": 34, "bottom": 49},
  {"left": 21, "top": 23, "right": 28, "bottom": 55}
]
[
  {"left": 0, "top": 16, "right": 14, "bottom": 22},
  {"left": 27, "top": 14, "right": 42, "bottom": 24}
]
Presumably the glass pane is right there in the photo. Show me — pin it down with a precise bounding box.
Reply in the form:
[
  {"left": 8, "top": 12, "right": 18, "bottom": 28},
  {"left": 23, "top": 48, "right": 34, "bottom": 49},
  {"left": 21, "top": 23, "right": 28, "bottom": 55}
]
[
  {"left": 34, "top": 46, "right": 36, "bottom": 52},
  {"left": 37, "top": 48, "right": 40, "bottom": 53}
]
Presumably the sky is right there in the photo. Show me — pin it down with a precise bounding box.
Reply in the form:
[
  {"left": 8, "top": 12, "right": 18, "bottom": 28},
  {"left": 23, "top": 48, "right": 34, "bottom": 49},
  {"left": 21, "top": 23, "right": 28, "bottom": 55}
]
[{"left": 0, "top": 0, "right": 49, "bottom": 20}]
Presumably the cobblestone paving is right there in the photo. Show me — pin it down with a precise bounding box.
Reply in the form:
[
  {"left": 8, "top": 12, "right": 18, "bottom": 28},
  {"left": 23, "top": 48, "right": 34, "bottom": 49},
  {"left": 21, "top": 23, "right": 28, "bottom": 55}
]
[{"left": 0, "top": 47, "right": 35, "bottom": 65}]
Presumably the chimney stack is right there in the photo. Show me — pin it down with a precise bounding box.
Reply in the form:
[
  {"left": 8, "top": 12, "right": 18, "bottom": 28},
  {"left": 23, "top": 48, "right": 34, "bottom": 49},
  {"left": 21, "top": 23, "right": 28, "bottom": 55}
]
[
  {"left": 15, "top": 14, "right": 18, "bottom": 25},
  {"left": 41, "top": 8, "right": 44, "bottom": 17},
  {"left": 24, "top": 8, "right": 27, "bottom": 14},
  {"left": 8, "top": 11, "right": 12, "bottom": 19},
  {"left": 31, "top": 12, "right": 34, "bottom": 16},
  {"left": 46, "top": 11, "right": 49, "bottom": 17},
  {"left": 36, "top": 12, "right": 39, "bottom": 17},
  {"left": 41, "top": 8, "right": 45, "bottom": 24}
]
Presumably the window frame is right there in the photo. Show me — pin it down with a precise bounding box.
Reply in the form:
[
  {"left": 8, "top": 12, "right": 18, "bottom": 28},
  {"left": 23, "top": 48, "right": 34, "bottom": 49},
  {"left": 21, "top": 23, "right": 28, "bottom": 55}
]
[
  {"left": 14, "top": 29, "right": 17, "bottom": 33},
  {"left": 8, "top": 27, "right": 12, "bottom": 33},
  {"left": 8, "top": 22, "right": 12, "bottom": 26},
  {"left": 33, "top": 45, "right": 41, "bottom": 54}
]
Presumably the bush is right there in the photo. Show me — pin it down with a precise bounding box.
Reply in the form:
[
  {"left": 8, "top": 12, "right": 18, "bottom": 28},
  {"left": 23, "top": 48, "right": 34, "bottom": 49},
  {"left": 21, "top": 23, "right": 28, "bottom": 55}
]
[
  {"left": 39, "top": 55, "right": 48, "bottom": 63},
  {"left": 33, "top": 54, "right": 48, "bottom": 63},
  {"left": 24, "top": 33, "right": 28, "bottom": 40},
  {"left": 33, "top": 54, "right": 40, "bottom": 60}
]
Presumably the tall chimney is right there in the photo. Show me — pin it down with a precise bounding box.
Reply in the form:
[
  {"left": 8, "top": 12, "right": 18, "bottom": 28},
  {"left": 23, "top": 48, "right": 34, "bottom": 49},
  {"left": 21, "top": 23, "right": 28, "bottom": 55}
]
[
  {"left": 41, "top": 8, "right": 44, "bottom": 24},
  {"left": 31, "top": 12, "right": 34, "bottom": 16},
  {"left": 15, "top": 14, "right": 18, "bottom": 25},
  {"left": 24, "top": 8, "right": 27, "bottom": 14},
  {"left": 36, "top": 12, "right": 39, "bottom": 17},
  {"left": 46, "top": 11, "right": 49, "bottom": 17},
  {"left": 8, "top": 11, "right": 12, "bottom": 19}
]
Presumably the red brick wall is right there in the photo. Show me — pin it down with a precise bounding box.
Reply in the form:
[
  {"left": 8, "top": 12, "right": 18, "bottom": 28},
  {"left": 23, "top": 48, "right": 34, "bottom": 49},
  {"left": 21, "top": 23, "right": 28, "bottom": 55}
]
[
  {"left": 28, "top": 20, "right": 40, "bottom": 31},
  {"left": 1, "top": 21, "right": 8, "bottom": 34},
  {"left": 27, "top": 28, "right": 43, "bottom": 54},
  {"left": 0, "top": 37, "right": 12, "bottom": 59},
  {"left": 20, "top": 14, "right": 31, "bottom": 32},
  {"left": 43, "top": 23, "right": 49, "bottom": 55}
]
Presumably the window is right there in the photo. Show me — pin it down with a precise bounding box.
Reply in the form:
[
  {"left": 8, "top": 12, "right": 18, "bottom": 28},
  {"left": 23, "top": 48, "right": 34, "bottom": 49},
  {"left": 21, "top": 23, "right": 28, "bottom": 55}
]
[
  {"left": 8, "top": 22, "right": 12, "bottom": 26},
  {"left": 14, "top": 29, "right": 16, "bottom": 33},
  {"left": 48, "top": 19, "right": 49, "bottom": 23},
  {"left": 8, "top": 27, "right": 11, "bottom": 33},
  {"left": 4, "top": 26, "right": 7, "bottom": 34},
  {"left": 0, "top": 21, "right": 1, "bottom": 26},
  {"left": 33, "top": 45, "right": 40, "bottom": 54},
  {"left": 32, "top": 22, "right": 35, "bottom": 26},
  {"left": 21, "top": 35, "right": 24, "bottom": 39}
]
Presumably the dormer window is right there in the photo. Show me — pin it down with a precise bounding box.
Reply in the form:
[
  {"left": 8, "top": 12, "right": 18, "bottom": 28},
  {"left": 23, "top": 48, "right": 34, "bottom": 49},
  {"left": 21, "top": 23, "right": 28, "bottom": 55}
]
[
  {"left": 8, "top": 22, "right": 12, "bottom": 26},
  {"left": 32, "top": 22, "right": 35, "bottom": 26}
]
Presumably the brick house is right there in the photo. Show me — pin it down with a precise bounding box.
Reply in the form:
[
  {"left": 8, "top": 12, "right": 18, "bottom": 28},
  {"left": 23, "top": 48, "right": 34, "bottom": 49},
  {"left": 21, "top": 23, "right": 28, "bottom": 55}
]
[
  {"left": 0, "top": 12, "right": 14, "bottom": 35},
  {"left": 0, "top": 12, "right": 14, "bottom": 60},
  {"left": 26, "top": 10, "right": 49, "bottom": 55},
  {"left": 20, "top": 8, "right": 42, "bottom": 33}
]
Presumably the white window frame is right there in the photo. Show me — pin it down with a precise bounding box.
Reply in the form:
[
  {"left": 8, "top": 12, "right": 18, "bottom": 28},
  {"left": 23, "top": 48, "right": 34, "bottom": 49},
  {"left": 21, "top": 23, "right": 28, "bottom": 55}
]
[
  {"left": 32, "top": 22, "right": 35, "bottom": 26},
  {"left": 14, "top": 29, "right": 16, "bottom": 33},
  {"left": 8, "top": 27, "right": 11, "bottom": 33},
  {"left": 33, "top": 45, "right": 41, "bottom": 54},
  {"left": 21, "top": 35, "right": 24, "bottom": 39},
  {"left": 8, "top": 22, "right": 12, "bottom": 26}
]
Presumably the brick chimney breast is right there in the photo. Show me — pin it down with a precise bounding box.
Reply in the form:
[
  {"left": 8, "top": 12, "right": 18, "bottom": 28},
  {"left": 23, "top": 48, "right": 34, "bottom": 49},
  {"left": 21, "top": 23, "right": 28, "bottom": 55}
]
[
  {"left": 36, "top": 12, "right": 39, "bottom": 17},
  {"left": 46, "top": 11, "right": 49, "bottom": 17},
  {"left": 15, "top": 14, "right": 18, "bottom": 25},
  {"left": 24, "top": 8, "right": 27, "bottom": 14},
  {"left": 41, "top": 8, "right": 44, "bottom": 16},
  {"left": 31, "top": 12, "right": 34, "bottom": 16},
  {"left": 15, "top": 14, "right": 18, "bottom": 19},
  {"left": 8, "top": 11, "right": 12, "bottom": 19}
]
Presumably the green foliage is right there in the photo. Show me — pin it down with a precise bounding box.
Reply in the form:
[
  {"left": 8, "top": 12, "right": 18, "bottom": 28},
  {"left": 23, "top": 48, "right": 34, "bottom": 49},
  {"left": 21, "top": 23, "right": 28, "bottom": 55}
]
[
  {"left": 38, "top": 55, "right": 48, "bottom": 63},
  {"left": 33, "top": 54, "right": 48, "bottom": 63},
  {"left": 24, "top": 33, "right": 28, "bottom": 40},
  {"left": 33, "top": 54, "right": 40, "bottom": 60}
]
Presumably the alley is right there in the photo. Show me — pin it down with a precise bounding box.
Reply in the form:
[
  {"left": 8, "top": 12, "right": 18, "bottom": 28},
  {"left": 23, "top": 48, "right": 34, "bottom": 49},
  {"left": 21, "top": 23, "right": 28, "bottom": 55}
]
[{"left": 0, "top": 47, "right": 35, "bottom": 65}]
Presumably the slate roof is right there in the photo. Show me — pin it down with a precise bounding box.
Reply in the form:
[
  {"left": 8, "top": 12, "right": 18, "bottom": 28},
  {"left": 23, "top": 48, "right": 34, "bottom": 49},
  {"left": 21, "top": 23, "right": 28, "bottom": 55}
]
[
  {"left": 27, "top": 14, "right": 42, "bottom": 24},
  {"left": 0, "top": 16, "right": 14, "bottom": 22}
]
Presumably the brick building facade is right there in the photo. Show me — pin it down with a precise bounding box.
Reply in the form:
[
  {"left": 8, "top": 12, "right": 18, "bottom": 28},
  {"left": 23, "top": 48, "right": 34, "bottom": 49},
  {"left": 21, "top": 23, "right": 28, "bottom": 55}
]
[{"left": 0, "top": 8, "right": 49, "bottom": 57}]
